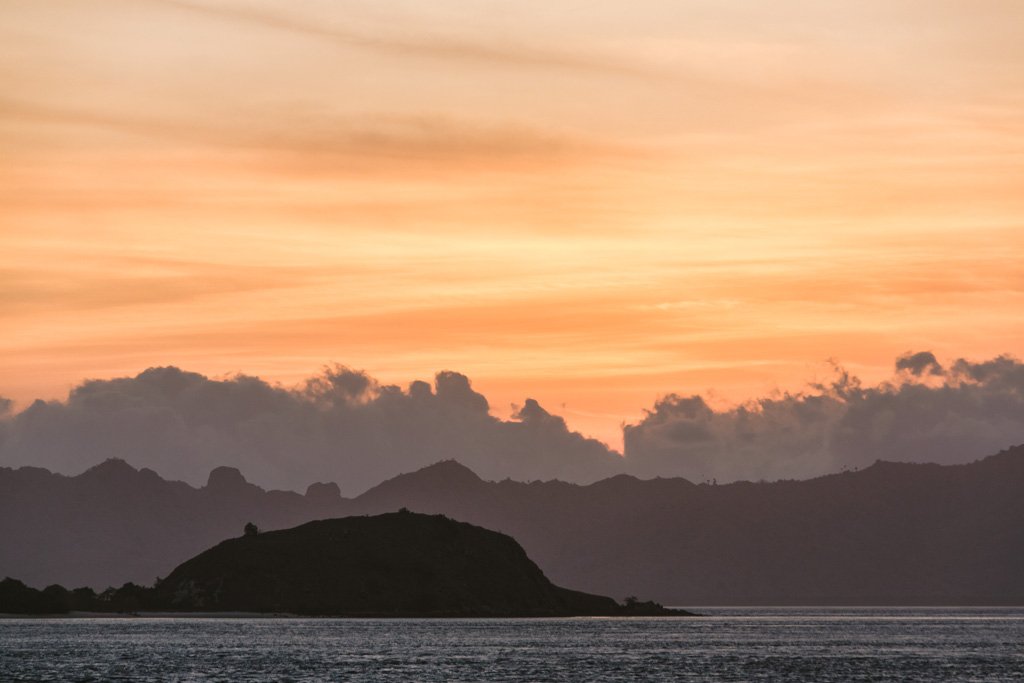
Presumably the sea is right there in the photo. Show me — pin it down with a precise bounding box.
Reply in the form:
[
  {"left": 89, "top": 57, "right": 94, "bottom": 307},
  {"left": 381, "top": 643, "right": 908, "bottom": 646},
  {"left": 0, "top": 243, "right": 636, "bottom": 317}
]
[{"left": 1, "top": 607, "right": 1022, "bottom": 681}]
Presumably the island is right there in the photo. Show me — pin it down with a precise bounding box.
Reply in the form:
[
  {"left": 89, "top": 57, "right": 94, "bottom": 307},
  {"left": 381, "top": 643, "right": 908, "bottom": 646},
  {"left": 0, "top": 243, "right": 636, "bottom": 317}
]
[{"left": 2, "top": 511, "right": 690, "bottom": 617}]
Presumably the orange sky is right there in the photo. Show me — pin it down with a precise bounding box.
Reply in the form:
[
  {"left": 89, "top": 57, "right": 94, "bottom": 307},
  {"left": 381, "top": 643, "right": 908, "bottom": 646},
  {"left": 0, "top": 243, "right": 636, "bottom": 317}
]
[{"left": 2, "top": 0, "right": 1023, "bottom": 448}]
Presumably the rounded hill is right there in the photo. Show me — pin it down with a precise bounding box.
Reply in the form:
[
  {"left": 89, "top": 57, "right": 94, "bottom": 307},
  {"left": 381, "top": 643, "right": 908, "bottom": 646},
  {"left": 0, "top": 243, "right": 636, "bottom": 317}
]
[{"left": 154, "top": 511, "right": 681, "bottom": 617}]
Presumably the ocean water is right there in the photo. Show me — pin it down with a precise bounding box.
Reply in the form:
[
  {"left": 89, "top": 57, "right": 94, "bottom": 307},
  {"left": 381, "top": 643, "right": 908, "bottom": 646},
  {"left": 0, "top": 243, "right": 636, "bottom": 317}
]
[{"left": 1, "top": 608, "right": 1022, "bottom": 681}]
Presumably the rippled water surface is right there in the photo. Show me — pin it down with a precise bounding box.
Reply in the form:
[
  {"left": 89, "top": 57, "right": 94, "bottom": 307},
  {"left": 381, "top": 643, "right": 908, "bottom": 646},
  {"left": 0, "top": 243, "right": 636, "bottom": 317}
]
[{"left": 2, "top": 608, "right": 1023, "bottom": 681}]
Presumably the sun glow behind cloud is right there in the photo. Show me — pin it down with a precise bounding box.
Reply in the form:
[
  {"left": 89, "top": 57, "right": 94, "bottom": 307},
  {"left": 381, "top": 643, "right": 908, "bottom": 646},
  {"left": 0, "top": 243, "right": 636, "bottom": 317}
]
[{"left": 2, "top": 0, "right": 1022, "bottom": 447}]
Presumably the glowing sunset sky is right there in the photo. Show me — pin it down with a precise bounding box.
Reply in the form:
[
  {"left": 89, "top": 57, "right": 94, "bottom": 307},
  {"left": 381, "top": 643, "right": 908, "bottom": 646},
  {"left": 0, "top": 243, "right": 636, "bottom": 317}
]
[{"left": 2, "top": 0, "right": 1022, "bottom": 447}]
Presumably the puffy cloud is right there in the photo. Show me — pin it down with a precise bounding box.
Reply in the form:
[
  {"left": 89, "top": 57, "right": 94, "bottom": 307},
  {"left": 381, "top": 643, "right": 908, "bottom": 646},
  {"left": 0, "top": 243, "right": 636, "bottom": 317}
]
[
  {"left": 2, "top": 353, "right": 1022, "bottom": 492},
  {"left": 623, "top": 353, "right": 1024, "bottom": 483},
  {"left": 498, "top": 398, "right": 621, "bottom": 483},
  {"left": 895, "top": 350, "right": 944, "bottom": 377},
  {"left": 0, "top": 365, "right": 622, "bottom": 494},
  {"left": 434, "top": 371, "right": 490, "bottom": 414}
]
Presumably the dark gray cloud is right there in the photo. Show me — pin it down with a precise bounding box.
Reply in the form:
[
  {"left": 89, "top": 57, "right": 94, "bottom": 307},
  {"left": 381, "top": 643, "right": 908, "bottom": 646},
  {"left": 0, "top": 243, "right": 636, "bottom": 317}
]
[
  {"left": 895, "top": 350, "right": 944, "bottom": 377},
  {"left": 0, "top": 366, "right": 623, "bottom": 494},
  {"left": 1, "top": 353, "right": 1021, "bottom": 492},
  {"left": 623, "top": 353, "right": 1024, "bottom": 483}
]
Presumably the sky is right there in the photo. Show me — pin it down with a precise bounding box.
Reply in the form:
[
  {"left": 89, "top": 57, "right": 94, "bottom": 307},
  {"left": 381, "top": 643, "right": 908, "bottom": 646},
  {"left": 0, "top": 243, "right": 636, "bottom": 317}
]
[{"left": 2, "top": 0, "right": 1023, "bottom": 451}]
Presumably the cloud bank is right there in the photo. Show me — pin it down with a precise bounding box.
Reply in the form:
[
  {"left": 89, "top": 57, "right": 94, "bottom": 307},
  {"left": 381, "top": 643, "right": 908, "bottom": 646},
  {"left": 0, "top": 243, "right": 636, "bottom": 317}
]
[
  {"left": 623, "top": 352, "right": 1024, "bottom": 483},
  {"left": 1, "top": 352, "right": 1022, "bottom": 492},
  {"left": 0, "top": 366, "right": 621, "bottom": 494}
]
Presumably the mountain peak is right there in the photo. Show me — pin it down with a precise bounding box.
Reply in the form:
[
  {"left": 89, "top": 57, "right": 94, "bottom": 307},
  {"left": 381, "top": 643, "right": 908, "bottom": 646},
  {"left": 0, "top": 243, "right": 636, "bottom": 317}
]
[
  {"left": 80, "top": 458, "right": 138, "bottom": 480},
  {"left": 206, "top": 466, "right": 249, "bottom": 491},
  {"left": 305, "top": 481, "right": 342, "bottom": 503},
  {"left": 354, "top": 460, "right": 483, "bottom": 503},
  {"left": 413, "top": 460, "right": 482, "bottom": 481}
]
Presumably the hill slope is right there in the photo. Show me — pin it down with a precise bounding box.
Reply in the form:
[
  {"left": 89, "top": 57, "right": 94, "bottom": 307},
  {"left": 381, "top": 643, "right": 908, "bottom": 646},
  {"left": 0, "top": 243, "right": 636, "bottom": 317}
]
[{"left": 152, "top": 512, "right": 674, "bottom": 616}]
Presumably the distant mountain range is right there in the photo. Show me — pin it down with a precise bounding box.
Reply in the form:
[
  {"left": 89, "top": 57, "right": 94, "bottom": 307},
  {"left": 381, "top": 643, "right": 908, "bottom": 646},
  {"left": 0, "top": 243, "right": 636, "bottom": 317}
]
[{"left": 2, "top": 445, "right": 1022, "bottom": 605}]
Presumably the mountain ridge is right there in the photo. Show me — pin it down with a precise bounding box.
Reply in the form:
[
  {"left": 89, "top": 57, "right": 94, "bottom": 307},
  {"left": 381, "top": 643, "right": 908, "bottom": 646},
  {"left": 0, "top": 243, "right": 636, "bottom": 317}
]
[{"left": 2, "top": 445, "right": 1022, "bottom": 604}]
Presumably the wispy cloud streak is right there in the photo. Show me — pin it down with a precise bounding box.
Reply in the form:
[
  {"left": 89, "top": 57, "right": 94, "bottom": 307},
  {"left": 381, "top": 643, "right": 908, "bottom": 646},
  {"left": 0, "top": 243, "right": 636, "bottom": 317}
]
[{"left": 153, "top": 0, "right": 650, "bottom": 76}]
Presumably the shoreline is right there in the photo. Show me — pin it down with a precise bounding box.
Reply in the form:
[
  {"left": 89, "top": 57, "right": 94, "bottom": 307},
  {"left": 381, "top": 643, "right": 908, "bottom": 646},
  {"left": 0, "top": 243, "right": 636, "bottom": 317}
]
[{"left": 1, "top": 610, "right": 697, "bottom": 619}]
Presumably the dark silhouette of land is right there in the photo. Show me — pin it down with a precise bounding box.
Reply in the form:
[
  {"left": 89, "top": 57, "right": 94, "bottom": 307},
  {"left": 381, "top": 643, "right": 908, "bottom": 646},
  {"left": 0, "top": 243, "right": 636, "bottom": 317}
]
[
  {"left": 0, "top": 460, "right": 346, "bottom": 592},
  {"left": 2, "top": 445, "right": 1023, "bottom": 605},
  {"left": 154, "top": 512, "right": 680, "bottom": 616},
  {"left": 1, "top": 513, "right": 682, "bottom": 616},
  {"left": 0, "top": 577, "right": 153, "bottom": 615}
]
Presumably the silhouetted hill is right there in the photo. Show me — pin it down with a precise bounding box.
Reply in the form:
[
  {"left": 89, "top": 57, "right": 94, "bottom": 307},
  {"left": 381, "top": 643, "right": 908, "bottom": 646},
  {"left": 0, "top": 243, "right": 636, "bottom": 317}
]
[
  {"left": 150, "top": 512, "right": 678, "bottom": 616},
  {"left": 1, "top": 514, "right": 682, "bottom": 616},
  {"left": 3, "top": 446, "right": 1023, "bottom": 604}
]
